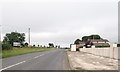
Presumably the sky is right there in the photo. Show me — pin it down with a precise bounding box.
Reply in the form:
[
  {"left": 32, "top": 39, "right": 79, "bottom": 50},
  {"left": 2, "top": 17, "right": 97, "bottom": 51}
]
[{"left": 0, "top": 0, "right": 119, "bottom": 47}]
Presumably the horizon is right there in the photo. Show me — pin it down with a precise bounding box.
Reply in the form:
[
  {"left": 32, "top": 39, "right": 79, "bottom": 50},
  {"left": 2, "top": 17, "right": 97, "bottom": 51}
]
[{"left": 1, "top": 31, "right": 117, "bottom": 47}]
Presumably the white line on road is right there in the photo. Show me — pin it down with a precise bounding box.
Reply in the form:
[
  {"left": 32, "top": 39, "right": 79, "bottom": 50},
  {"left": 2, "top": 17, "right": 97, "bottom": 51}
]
[
  {"left": 0, "top": 61, "right": 26, "bottom": 71},
  {"left": 1, "top": 51, "right": 53, "bottom": 71},
  {"left": 34, "top": 56, "right": 40, "bottom": 59},
  {"left": 34, "top": 54, "right": 44, "bottom": 59},
  {"left": 1, "top": 53, "right": 46, "bottom": 71}
]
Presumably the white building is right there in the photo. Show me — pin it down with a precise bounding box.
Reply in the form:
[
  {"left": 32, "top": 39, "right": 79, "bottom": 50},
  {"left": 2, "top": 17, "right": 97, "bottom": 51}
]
[{"left": 13, "top": 42, "right": 21, "bottom": 47}]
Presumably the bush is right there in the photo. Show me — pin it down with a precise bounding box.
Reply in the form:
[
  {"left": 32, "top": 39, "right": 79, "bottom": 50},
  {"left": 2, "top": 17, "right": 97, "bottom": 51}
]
[
  {"left": 24, "top": 42, "right": 28, "bottom": 47},
  {"left": 2, "top": 43, "right": 12, "bottom": 50},
  {"left": 117, "top": 44, "right": 120, "bottom": 47},
  {"left": 33, "top": 45, "right": 35, "bottom": 47}
]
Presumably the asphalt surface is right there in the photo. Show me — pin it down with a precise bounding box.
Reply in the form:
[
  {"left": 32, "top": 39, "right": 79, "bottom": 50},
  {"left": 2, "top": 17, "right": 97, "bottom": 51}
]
[{"left": 1, "top": 49, "right": 71, "bottom": 71}]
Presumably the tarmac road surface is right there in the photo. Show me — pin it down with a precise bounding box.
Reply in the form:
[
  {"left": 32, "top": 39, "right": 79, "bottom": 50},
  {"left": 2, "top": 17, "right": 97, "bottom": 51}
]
[{"left": 1, "top": 49, "right": 71, "bottom": 71}]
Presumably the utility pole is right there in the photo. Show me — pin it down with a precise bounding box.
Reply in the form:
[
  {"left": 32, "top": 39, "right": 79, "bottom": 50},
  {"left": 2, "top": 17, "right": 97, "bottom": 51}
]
[
  {"left": 0, "top": 25, "right": 2, "bottom": 51},
  {"left": 0, "top": 25, "right": 1, "bottom": 42},
  {"left": 28, "top": 28, "right": 30, "bottom": 46}
]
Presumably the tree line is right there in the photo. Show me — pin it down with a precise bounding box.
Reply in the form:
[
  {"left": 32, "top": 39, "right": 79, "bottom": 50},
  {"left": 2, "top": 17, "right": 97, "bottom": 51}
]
[{"left": 2, "top": 32, "right": 60, "bottom": 50}]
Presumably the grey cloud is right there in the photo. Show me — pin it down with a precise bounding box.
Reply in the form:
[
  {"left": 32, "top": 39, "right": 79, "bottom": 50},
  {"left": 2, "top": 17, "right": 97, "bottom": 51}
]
[{"left": 1, "top": 1, "right": 118, "bottom": 47}]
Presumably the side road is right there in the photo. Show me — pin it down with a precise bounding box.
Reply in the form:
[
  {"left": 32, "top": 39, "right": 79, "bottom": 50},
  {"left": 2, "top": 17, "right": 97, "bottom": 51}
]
[{"left": 67, "top": 51, "right": 118, "bottom": 70}]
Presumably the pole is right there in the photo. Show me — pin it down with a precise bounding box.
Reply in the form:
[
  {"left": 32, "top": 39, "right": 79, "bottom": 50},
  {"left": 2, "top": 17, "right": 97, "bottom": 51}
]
[
  {"left": 28, "top": 28, "right": 30, "bottom": 46},
  {"left": 0, "top": 25, "right": 1, "bottom": 42}
]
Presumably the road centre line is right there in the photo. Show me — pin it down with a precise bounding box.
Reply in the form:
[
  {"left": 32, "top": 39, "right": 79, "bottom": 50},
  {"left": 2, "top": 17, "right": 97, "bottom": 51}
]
[
  {"left": 0, "top": 61, "right": 26, "bottom": 71},
  {"left": 1, "top": 51, "right": 54, "bottom": 71},
  {"left": 34, "top": 54, "right": 45, "bottom": 59},
  {"left": 34, "top": 56, "right": 40, "bottom": 58}
]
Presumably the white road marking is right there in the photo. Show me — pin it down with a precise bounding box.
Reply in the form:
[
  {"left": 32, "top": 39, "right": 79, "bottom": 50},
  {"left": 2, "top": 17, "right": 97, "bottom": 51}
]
[
  {"left": 34, "top": 56, "right": 39, "bottom": 59},
  {"left": 0, "top": 61, "right": 26, "bottom": 71},
  {"left": 1, "top": 52, "right": 51, "bottom": 71},
  {"left": 34, "top": 54, "right": 45, "bottom": 59}
]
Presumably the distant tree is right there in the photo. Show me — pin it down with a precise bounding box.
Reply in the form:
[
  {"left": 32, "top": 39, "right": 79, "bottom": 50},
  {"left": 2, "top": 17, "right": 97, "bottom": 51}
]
[
  {"left": 74, "top": 39, "right": 82, "bottom": 44},
  {"left": 58, "top": 45, "right": 60, "bottom": 48},
  {"left": 33, "top": 45, "right": 35, "bottom": 47},
  {"left": 82, "top": 35, "right": 101, "bottom": 42},
  {"left": 40, "top": 45, "right": 42, "bottom": 48},
  {"left": 89, "top": 35, "right": 101, "bottom": 39},
  {"left": 38, "top": 45, "right": 39, "bottom": 47},
  {"left": 82, "top": 36, "right": 89, "bottom": 42},
  {"left": 24, "top": 42, "right": 28, "bottom": 47},
  {"left": 55, "top": 45, "right": 57, "bottom": 48},
  {"left": 48, "top": 43, "right": 54, "bottom": 48},
  {"left": 3, "top": 32, "right": 25, "bottom": 46},
  {"left": 117, "top": 44, "right": 120, "bottom": 47},
  {"left": 43, "top": 45, "right": 46, "bottom": 48}
]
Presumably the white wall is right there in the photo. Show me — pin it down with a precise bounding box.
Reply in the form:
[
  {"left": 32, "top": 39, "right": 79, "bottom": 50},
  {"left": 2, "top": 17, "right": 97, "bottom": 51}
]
[
  {"left": 80, "top": 47, "right": 120, "bottom": 60},
  {"left": 118, "top": 47, "right": 120, "bottom": 59},
  {"left": 70, "top": 44, "right": 76, "bottom": 51}
]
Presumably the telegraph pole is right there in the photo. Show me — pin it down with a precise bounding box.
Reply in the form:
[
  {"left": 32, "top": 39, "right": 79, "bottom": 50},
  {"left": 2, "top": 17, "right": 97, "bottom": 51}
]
[
  {"left": 0, "top": 25, "right": 2, "bottom": 51},
  {"left": 0, "top": 25, "right": 1, "bottom": 42},
  {"left": 28, "top": 28, "right": 30, "bottom": 46}
]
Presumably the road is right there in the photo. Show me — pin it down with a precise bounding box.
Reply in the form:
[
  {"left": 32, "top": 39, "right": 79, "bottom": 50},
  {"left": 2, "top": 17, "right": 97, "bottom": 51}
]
[{"left": 1, "top": 49, "right": 71, "bottom": 71}]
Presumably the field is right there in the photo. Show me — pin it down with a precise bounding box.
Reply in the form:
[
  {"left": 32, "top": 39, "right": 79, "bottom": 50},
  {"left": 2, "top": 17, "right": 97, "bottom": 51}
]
[{"left": 2, "top": 47, "right": 56, "bottom": 58}]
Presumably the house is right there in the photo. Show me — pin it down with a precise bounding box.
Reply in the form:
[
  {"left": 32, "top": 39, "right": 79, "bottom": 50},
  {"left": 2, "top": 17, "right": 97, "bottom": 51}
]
[
  {"left": 89, "top": 39, "right": 110, "bottom": 47},
  {"left": 76, "top": 39, "right": 110, "bottom": 48},
  {"left": 90, "top": 39, "right": 109, "bottom": 43}
]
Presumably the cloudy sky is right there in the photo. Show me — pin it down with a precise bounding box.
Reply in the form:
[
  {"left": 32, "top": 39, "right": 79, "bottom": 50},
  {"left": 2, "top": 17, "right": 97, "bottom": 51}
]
[{"left": 0, "top": 0, "right": 119, "bottom": 47}]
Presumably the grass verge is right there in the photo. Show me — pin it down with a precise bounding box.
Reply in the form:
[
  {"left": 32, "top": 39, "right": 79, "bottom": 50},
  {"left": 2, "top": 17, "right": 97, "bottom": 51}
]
[{"left": 2, "top": 47, "right": 56, "bottom": 58}]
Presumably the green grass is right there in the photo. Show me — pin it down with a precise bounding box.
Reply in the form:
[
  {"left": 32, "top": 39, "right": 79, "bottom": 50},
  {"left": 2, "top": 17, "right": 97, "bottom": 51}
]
[{"left": 2, "top": 47, "right": 56, "bottom": 58}]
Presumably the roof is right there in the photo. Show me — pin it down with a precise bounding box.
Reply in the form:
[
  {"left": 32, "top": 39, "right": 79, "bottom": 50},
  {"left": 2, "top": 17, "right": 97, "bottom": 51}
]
[{"left": 89, "top": 39, "right": 109, "bottom": 42}]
